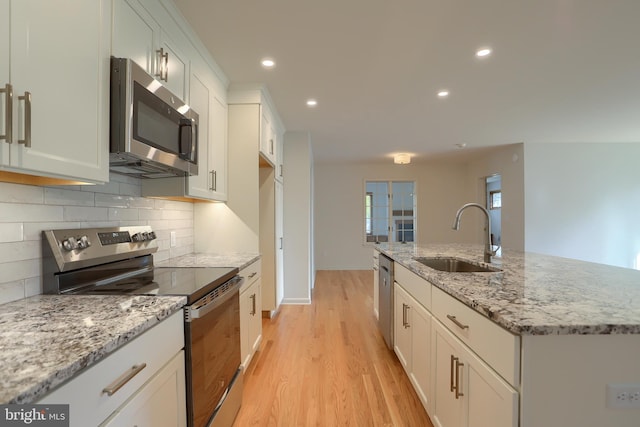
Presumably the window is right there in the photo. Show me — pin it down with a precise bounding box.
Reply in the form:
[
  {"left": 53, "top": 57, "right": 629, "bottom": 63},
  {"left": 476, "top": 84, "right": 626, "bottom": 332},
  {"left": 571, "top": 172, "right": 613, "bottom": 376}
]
[
  {"left": 365, "top": 181, "right": 416, "bottom": 243},
  {"left": 490, "top": 190, "right": 502, "bottom": 209}
]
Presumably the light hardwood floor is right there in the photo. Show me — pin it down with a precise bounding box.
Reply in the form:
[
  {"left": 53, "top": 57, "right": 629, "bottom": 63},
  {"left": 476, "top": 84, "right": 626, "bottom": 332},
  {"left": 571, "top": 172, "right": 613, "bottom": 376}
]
[{"left": 233, "top": 270, "right": 434, "bottom": 427}]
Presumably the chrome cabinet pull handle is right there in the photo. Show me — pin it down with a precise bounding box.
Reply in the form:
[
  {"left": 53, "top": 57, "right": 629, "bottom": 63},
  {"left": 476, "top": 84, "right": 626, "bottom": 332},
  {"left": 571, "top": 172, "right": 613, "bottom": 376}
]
[
  {"left": 209, "top": 170, "right": 214, "bottom": 191},
  {"left": 455, "top": 359, "right": 464, "bottom": 399},
  {"left": 447, "top": 314, "right": 469, "bottom": 330},
  {"left": 102, "top": 363, "right": 147, "bottom": 396},
  {"left": 250, "top": 293, "right": 256, "bottom": 315},
  {"left": 450, "top": 355, "right": 455, "bottom": 393},
  {"left": 279, "top": 237, "right": 283, "bottom": 250},
  {"left": 213, "top": 170, "right": 217, "bottom": 191},
  {"left": 155, "top": 48, "right": 168, "bottom": 82},
  {"left": 0, "top": 83, "right": 12, "bottom": 143},
  {"left": 18, "top": 92, "right": 31, "bottom": 147},
  {"left": 248, "top": 272, "right": 257, "bottom": 279}
]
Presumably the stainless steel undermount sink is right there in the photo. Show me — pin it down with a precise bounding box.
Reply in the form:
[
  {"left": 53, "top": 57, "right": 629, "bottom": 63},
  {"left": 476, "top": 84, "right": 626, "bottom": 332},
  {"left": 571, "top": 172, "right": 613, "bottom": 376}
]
[{"left": 414, "top": 257, "right": 502, "bottom": 273}]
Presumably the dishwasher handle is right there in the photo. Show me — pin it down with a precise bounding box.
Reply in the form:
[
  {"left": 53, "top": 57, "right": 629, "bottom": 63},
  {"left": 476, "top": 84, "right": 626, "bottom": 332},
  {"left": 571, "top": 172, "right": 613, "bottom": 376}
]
[{"left": 187, "top": 276, "right": 243, "bottom": 321}]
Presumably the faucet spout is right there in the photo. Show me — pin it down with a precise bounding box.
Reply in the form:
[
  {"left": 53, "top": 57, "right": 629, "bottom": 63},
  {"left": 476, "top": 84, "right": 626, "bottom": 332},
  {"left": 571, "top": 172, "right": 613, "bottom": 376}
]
[{"left": 452, "top": 202, "right": 499, "bottom": 263}]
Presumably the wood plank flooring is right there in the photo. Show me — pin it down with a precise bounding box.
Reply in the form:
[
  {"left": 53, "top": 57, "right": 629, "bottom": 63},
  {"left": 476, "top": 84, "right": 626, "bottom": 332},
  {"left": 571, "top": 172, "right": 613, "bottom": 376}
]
[{"left": 233, "top": 270, "right": 434, "bottom": 427}]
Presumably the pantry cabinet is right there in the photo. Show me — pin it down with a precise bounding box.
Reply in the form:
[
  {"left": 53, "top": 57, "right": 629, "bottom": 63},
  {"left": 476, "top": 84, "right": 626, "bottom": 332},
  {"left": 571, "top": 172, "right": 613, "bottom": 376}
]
[
  {"left": 240, "top": 259, "right": 262, "bottom": 369},
  {"left": 0, "top": 0, "right": 110, "bottom": 183}
]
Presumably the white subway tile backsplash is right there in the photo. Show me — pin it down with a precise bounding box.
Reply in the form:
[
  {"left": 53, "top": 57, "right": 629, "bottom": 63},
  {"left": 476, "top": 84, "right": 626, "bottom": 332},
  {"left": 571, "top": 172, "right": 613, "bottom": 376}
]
[
  {"left": 108, "top": 208, "right": 139, "bottom": 221},
  {"left": 0, "top": 174, "right": 195, "bottom": 305},
  {"left": 0, "top": 223, "right": 23, "bottom": 243},
  {"left": 63, "top": 206, "right": 109, "bottom": 222},
  {"left": 23, "top": 222, "right": 81, "bottom": 240},
  {"left": 0, "top": 259, "right": 40, "bottom": 283},
  {"left": 0, "top": 241, "right": 40, "bottom": 263},
  {"left": 0, "top": 203, "right": 64, "bottom": 222},
  {"left": 44, "top": 188, "right": 95, "bottom": 206},
  {"left": 0, "top": 281, "right": 25, "bottom": 305},
  {"left": 0, "top": 182, "right": 44, "bottom": 204}
]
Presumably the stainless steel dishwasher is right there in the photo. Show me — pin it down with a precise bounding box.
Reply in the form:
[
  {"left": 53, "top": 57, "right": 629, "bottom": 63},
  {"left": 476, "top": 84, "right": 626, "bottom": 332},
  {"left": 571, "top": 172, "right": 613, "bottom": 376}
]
[{"left": 378, "top": 253, "right": 394, "bottom": 350}]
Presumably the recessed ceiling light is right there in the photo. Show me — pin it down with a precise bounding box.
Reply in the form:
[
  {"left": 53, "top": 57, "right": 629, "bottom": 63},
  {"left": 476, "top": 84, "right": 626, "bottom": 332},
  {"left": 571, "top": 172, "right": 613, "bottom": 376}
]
[
  {"left": 476, "top": 48, "right": 492, "bottom": 57},
  {"left": 306, "top": 99, "right": 317, "bottom": 107},
  {"left": 456, "top": 143, "right": 467, "bottom": 149},
  {"left": 261, "top": 58, "right": 275, "bottom": 68},
  {"left": 437, "top": 90, "right": 449, "bottom": 98}
]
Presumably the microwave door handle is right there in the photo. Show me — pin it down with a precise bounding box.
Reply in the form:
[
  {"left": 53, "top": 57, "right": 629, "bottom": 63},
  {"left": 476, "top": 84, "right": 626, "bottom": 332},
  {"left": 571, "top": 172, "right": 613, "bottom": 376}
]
[{"left": 179, "top": 119, "right": 191, "bottom": 157}]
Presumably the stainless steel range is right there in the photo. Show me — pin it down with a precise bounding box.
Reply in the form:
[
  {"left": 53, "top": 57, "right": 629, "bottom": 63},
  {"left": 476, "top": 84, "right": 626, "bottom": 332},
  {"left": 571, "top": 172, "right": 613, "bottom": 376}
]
[{"left": 42, "top": 226, "right": 243, "bottom": 427}]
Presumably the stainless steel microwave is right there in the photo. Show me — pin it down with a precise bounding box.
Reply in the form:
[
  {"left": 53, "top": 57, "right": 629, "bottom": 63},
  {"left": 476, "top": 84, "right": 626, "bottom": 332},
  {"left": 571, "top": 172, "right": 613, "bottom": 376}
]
[{"left": 109, "top": 57, "right": 198, "bottom": 178}]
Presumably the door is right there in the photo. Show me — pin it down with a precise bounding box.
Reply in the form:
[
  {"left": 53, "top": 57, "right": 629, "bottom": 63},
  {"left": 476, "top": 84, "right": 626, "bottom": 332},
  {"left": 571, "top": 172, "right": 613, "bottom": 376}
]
[
  {"left": 185, "top": 281, "right": 241, "bottom": 427},
  {"left": 485, "top": 174, "right": 502, "bottom": 254},
  {"left": 432, "top": 321, "right": 464, "bottom": 427},
  {"left": 10, "top": 0, "right": 109, "bottom": 182},
  {"left": 112, "top": 0, "right": 158, "bottom": 74},
  {"left": 0, "top": 0, "right": 9, "bottom": 164},
  {"left": 394, "top": 283, "right": 412, "bottom": 371}
]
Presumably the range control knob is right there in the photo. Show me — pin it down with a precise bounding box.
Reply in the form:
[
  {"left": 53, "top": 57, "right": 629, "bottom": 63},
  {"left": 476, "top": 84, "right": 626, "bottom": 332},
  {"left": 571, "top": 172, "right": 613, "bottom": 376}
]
[
  {"left": 77, "top": 235, "right": 91, "bottom": 249},
  {"left": 131, "top": 232, "right": 144, "bottom": 242},
  {"left": 148, "top": 231, "right": 157, "bottom": 240},
  {"left": 62, "top": 237, "right": 78, "bottom": 251}
]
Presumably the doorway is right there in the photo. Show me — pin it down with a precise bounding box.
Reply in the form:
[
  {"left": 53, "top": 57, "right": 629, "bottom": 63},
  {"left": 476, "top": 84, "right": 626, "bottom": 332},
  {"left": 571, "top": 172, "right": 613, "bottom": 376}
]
[{"left": 485, "top": 174, "right": 502, "bottom": 254}]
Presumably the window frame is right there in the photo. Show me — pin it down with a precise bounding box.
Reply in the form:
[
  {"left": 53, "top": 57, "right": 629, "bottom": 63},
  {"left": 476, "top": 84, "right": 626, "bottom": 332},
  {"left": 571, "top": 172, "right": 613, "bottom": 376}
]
[{"left": 363, "top": 179, "right": 417, "bottom": 245}]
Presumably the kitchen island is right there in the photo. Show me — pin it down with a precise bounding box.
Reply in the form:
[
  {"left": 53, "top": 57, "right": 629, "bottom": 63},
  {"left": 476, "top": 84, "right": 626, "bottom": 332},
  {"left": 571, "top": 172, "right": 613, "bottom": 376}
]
[{"left": 376, "top": 243, "right": 640, "bottom": 427}]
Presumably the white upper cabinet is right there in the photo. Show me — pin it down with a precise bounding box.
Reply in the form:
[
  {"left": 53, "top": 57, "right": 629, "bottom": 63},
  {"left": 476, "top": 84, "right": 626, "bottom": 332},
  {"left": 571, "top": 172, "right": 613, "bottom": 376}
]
[
  {"left": 135, "top": 0, "right": 229, "bottom": 202},
  {"left": 112, "top": 0, "right": 158, "bottom": 75},
  {"left": 112, "top": 0, "right": 190, "bottom": 101},
  {"left": 0, "top": 0, "right": 110, "bottom": 183}
]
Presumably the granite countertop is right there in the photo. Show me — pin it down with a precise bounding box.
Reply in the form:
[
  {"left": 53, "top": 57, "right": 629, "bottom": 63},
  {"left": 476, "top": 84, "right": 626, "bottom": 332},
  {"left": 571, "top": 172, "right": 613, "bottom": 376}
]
[
  {"left": 0, "top": 294, "right": 186, "bottom": 404},
  {"left": 377, "top": 243, "right": 640, "bottom": 336},
  {"left": 156, "top": 252, "right": 261, "bottom": 270}
]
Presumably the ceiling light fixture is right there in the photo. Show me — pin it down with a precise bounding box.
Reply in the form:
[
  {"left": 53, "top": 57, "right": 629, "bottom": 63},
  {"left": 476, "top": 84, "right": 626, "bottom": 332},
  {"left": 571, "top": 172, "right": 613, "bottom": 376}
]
[
  {"left": 394, "top": 153, "right": 411, "bottom": 165},
  {"left": 476, "top": 48, "right": 492, "bottom": 57},
  {"left": 261, "top": 58, "right": 275, "bottom": 68},
  {"left": 306, "top": 99, "right": 318, "bottom": 107},
  {"left": 438, "top": 90, "right": 449, "bottom": 98}
]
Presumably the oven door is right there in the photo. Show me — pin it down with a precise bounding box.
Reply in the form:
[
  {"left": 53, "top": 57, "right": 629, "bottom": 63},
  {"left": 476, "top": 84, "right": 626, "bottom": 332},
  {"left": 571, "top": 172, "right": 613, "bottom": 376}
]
[{"left": 184, "top": 276, "right": 243, "bottom": 427}]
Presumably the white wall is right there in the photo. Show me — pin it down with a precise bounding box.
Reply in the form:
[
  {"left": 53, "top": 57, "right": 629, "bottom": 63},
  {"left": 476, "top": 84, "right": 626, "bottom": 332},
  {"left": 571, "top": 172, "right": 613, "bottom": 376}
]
[
  {"left": 524, "top": 142, "right": 640, "bottom": 268},
  {"left": 283, "top": 132, "right": 314, "bottom": 302},
  {"left": 466, "top": 144, "right": 525, "bottom": 251},
  {"left": 314, "top": 159, "right": 474, "bottom": 270},
  {"left": 0, "top": 173, "right": 194, "bottom": 305}
]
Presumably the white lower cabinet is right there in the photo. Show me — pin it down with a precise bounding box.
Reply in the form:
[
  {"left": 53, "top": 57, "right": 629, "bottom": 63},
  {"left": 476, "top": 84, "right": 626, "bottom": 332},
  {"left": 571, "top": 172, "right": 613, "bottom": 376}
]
[
  {"left": 240, "top": 259, "right": 262, "bottom": 369},
  {"left": 101, "top": 351, "right": 186, "bottom": 427},
  {"left": 373, "top": 250, "right": 379, "bottom": 319},
  {"left": 37, "top": 311, "right": 185, "bottom": 427},
  {"left": 389, "top": 259, "right": 519, "bottom": 427},
  {"left": 394, "top": 282, "right": 432, "bottom": 411},
  {"left": 432, "top": 320, "right": 518, "bottom": 427}
]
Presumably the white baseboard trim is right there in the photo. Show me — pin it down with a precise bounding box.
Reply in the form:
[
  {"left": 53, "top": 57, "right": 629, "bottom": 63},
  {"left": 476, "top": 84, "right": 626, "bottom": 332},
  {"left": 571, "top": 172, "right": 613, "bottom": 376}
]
[{"left": 281, "top": 297, "right": 311, "bottom": 305}]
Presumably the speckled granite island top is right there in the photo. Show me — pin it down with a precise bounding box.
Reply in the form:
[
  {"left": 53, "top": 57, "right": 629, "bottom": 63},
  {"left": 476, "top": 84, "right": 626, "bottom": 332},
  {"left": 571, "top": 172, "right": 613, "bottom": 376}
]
[
  {"left": 156, "top": 252, "right": 260, "bottom": 270},
  {"left": 0, "top": 294, "right": 186, "bottom": 404},
  {"left": 377, "top": 243, "right": 640, "bottom": 336}
]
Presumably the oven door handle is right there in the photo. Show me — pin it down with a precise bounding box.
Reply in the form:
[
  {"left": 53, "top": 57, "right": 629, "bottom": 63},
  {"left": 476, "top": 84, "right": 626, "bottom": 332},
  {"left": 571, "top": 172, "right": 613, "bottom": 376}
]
[{"left": 187, "top": 276, "right": 244, "bottom": 321}]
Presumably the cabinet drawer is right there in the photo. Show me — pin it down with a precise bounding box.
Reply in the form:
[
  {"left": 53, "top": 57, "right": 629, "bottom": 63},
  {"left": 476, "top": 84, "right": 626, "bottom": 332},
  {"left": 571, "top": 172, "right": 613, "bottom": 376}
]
[
  {"left": 394, "top": 263, "right": 431, "bottom": 311},
  {"left": 38, "top": 311, "right": 184, "bottom": 427},
  {"left": 432, "top": 286, "right": 520, "bottom": 387},
  {"left": 240, "top": 259, "right": 261, "bottom": 292}
]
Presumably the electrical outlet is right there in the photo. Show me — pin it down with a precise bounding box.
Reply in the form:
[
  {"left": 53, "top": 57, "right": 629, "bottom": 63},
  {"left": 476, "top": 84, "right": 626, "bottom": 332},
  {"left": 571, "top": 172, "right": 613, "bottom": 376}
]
[
  {"left": 170, "top": 231, "right": 177, "bottom": 247},
  {"left": 607, "top": 384, "right": 640, "bottom": 408}
]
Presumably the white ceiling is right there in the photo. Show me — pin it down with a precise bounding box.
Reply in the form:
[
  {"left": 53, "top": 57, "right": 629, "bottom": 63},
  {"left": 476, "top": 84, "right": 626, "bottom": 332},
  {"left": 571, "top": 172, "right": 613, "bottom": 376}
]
[{"left": 174, "top": 0, "right": 640, "bottom": 164}]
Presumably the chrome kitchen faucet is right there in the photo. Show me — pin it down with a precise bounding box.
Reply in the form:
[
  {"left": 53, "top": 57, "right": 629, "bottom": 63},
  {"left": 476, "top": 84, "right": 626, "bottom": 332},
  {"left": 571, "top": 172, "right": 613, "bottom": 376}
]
[{"left": 452, "top": 203, "right": 499, "bottom": 263}]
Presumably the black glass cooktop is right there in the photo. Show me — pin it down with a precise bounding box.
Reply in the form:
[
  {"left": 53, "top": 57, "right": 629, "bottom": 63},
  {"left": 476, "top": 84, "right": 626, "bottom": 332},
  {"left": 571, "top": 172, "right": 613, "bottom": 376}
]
[{"left": 152, "top": 267, "right": 238, "bottom": 304}]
